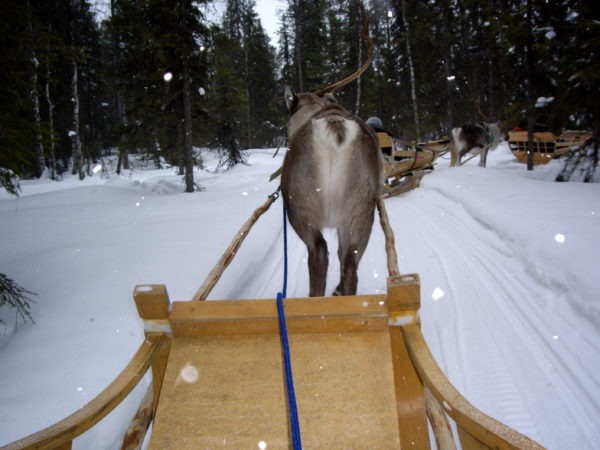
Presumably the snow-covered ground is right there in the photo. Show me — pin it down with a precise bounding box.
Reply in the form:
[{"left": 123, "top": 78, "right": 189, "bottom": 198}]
[{"left": 0, "top": 144, "right": 599, "bottom": 449}]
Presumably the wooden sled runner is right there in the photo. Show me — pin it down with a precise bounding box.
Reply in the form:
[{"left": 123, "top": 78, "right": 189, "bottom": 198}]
[
  {"left": 508, "top": 129, "right": 592, "bottom": 165},
  {"left": 3, "top": 198, "right": 545, "bottom": 450},
  {"left": 378, "top": 132, "right": 450, "bottom": 197}
]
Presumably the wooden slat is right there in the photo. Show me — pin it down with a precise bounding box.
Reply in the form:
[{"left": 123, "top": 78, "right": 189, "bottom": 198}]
[
  {"left": 383, "top": 173, "right": 424, "bottom": 197},
  {"left": 149, "top": 337, "right": 170, "bottom": 414},
  {"left": 511, "top": 151, "right": 554, "bottom": 165},
  {"left": 169, "top": 294, "right": 388, "bottom": 336},
  {"left": 389, "top": 327, "right": 429, "bottom": 449},
  {"left": 377, "top": 131, "right": 394, "bottom": 148},
  {"left": 458, "top": 426, "right": 492, "bottom": 450},
  {"left": 2, "top": 334, "right": 166, "bottom": 450},
  {"left": 402, "top": 325, "right": 546, "bottom": 450}
]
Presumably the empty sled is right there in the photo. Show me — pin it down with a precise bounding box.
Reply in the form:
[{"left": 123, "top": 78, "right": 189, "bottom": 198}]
[
  {"left": 377, "top": 132, "right": 451, "bottom": 197},
  {"left": 508, "top": 129, "right": 592, "bottom": 165}
]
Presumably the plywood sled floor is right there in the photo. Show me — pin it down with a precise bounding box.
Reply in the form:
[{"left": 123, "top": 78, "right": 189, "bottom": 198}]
[{"left": 150, "top": 331, "right": 400, "bottom": 449}]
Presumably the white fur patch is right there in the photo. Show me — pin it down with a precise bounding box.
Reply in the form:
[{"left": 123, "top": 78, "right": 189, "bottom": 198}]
[
  {"left": 311, "top": 117, "right": 360, "bottom": 227},
  {"left": 451, "top": 127, "right": 467, "bottom": 152}
]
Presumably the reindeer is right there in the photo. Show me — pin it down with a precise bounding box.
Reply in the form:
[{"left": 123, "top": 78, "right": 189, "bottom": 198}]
[
  {"left": 280, "top": 3, "right": 382, "bottom": 297},
  {"left": 450, "top": 122, "right": 504, "bottom": 167},
  {"left": 450, "top": 98, "right": 506, "bottom": 168}
]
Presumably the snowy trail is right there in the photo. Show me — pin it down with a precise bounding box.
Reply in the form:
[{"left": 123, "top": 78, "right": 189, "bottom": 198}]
[
  {"left": 2, "top": 149, "right": 599, "bottom": 449},
  {"left": 388, "top": 186, "right": 600, "bottom": 449}
]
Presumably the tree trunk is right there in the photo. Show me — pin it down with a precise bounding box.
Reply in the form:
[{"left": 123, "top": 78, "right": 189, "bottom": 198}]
[
  {"left": 31, "top": 55, "right": 45, "bottom": 178},
  {"left": 70, "top": 59, "right": 84, "bottom": 180},
  {"left": 111, "top": 0, "right": 129, "bottom": 172},
  {"left": 69, "top": 0, "right": 84, "bottom": 180},
  {"left": 441, "top": 0, "right": 455, "bottom": 129},
  {"left": 182, "top": 65, "right": 194, "bottom": 193},
  {"left": 26, "top": 1, "right": 45, "bottom": 178},
  {"left": 401, "top": 0, "right": 421, "bottom": 141},
  {"left": 293, "top": 0, "right": 304, "bottom": 92},
  {"left": 525, "top": 0, "right": 535, "bottom": 171},
  {"left": 181, "top": 1, "right": 195, "bottom": 193},
  {"left": 243, "top": 11, "right": 253, "bottom": 150},
  {"left": 44, "top": 39, "right": 57, "bottom": 180}
]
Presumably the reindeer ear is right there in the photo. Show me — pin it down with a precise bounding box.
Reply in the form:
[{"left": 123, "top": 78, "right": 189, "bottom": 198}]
[
  {"left": 323, "top": 93, "right": 337, "bottom": 104},
  {"left": 284, "top": 85, "right": 296, "bottom": 111}
]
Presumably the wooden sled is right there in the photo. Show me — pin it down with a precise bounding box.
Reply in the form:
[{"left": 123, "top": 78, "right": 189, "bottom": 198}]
[
  {"left": 3, "top": 276, "right": 545, "bottom": 450},
  {"left": 3, "top": 196, "right": 545, "bottom": 450},
  {"left": 508, "top": 129, "right": 592, "bottom": 165},
  {"left": 378, "top": 132, "right": 450, "bottom": 197}
]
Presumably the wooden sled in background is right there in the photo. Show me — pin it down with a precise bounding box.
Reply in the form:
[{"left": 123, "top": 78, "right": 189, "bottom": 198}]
[
  {"left": 2, "top": 195, "right": 545, "bottom": 450},
  {"left": 508, "top": 129, "right": 592, "bottom": 165},
  {"left": 378, "top": 132, "right": 451, "bottom": 197}
]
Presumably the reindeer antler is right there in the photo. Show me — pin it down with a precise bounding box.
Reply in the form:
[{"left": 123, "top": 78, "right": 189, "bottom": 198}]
[{"left": 314, "top": 1, "right": 373, "bottom": 97}]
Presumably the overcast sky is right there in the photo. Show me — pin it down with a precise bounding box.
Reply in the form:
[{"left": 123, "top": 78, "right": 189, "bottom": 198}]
[
  {"left": 254, "top": 0, "right": 284, "bottom": 45},
  {"left": 91, "top": 0, "right": 284, "bottom": 47},
  {"left": 213, "top": 0, "right": 284, "bottom": 46}
]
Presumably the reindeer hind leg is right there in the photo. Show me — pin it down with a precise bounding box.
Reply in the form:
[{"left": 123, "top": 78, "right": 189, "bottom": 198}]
[
  {"left": 335, "top": 212, "right": 374, "bottom": 296},
  {"left": 308, "top": 233, "right": 328, "bottom": 297},
  {"left": 295, "top": 229, "right": 328, "bottom": 297},
  {"left": 480, "top": 147, "right": 489, "bottom": 167}
]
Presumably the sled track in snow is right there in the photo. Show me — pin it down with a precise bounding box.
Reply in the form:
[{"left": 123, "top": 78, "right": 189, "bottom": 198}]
[
  {"left": 224, "top": 184, "right": 599, "bottom": 449},
  {"left": 392, "top": 187, "right": 600, "bottom": 449}
]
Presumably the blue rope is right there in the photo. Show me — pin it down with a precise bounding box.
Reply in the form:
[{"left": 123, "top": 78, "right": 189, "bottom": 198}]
[{"left": 277, "top": 205, "right": 302, "bottom": 449}]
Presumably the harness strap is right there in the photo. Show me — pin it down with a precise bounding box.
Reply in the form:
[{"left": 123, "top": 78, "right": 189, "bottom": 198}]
[{"left": 277, "top": 204, "right": 302, "bottom": 449}]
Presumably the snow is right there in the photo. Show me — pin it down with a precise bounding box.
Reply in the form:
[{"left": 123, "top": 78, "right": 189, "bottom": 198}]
[{"left": 1, "top": 144, "right": 599, "bottom": 449}]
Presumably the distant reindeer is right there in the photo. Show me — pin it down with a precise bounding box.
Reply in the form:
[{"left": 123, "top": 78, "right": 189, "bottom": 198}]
[
  {"left": 451, "top": 98, "right": 506, "bottom": 167},
  {"left": 450, "top": 122, "right": 504, "bottom": 167},
  {"left": 280, "top": 3, "right": 382, "bottom": 297}
]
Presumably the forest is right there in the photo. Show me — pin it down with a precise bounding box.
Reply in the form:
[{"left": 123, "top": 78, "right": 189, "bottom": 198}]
[{"left": 0, "top": 0, "right": 598, "bottom": 195}]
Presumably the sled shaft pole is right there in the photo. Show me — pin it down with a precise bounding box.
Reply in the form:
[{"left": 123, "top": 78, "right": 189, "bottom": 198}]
[
  {"left": 377, "top": 197, "right": 400, "bottom": 277},
  {"left": 193, "top": 194, "right": 278, "bottom": 302}
]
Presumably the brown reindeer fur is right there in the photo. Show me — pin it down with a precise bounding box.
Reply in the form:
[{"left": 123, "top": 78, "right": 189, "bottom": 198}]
[{"left": 281, "top": 93, "right": 383, "bottom": 297}]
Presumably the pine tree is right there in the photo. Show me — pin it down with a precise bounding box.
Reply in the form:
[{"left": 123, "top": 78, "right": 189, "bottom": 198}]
[
  {"left": 208, "top": 0, "right": 278, "bottom": 168},
  {"left": 286, "top": 0, "right": 329, "bottom": 92},
  {"left": 239, "top": 1, "right": 279, "bottom": 148},
  {"left": 108, "top": 0, "right": 210, "bottom": 189},
  {"left": 208, "top": 26, "right": 248, "bottom": 168},
  {"left": 0, "top": 1, "right": 39, "bottom": 185}
]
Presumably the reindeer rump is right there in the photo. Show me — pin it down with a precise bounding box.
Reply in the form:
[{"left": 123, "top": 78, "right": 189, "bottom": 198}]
[{"left": 281, "top": 104, "right": 382, "bottom": 297}]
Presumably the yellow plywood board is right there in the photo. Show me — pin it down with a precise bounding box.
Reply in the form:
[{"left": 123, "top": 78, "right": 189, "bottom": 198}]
[{"left": 150, "top": 331, "right": 401, "bottom": 449}]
